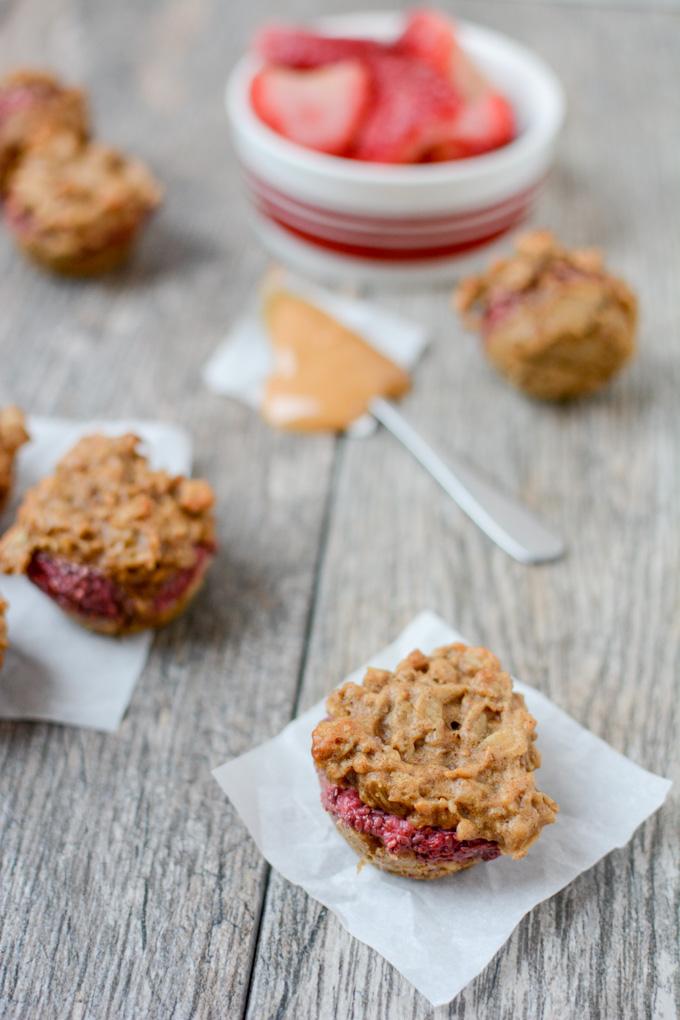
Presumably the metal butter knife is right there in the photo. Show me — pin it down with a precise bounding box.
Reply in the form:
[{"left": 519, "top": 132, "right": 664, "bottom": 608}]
[{"left": 370, "top": 398, "right": 565, "bottom": 565}]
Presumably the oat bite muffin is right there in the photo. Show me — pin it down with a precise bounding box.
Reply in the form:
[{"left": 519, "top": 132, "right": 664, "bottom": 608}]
[
  {"left": 455, "top": 230, "right": 638, "bottom": 400},
  {"left": 0, "top": 406, "right": 29, "bottom": 512},
  {"left": 0, "top": 433, "right": 216, "bottom": 636},
  {"left": 0, "top": 69, "right": 89, "bottom": 192},
  {"left": 312, "top": 645, "right": 558, "bottom": 880},
  {"left": 4, "top": 134, "right": 163, "bottom": 275}
]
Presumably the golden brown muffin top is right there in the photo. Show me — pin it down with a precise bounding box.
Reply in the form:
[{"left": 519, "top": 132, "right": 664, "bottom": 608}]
[
  {"left": 312, "top": 644, "right": 558, "bottom": 857},
  {"left": 6, "top": 135, "right": 162, "bottom": 254},
  {"left": 454, "top": 229, "right": 636, "bottom": 331},
  {"left": 0, "top": 406, "right": 29, "bottom": 504},
  {"left": 0, "top": 433, "right": 215, "bottom": 585}
]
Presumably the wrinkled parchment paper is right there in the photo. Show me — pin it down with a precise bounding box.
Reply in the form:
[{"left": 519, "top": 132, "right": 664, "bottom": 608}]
[
  {"left": 202, "top": 273, "right": 428, "bottom": 436},
  {"left": 213, "top": 611, "right": 672, "bottom": 1006},
  {"left": 0, "top": 417, "right": 192, "bottom": 731}
]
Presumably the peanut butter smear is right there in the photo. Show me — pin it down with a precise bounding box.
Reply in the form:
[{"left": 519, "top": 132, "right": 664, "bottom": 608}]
[{"left": 262, "top": 290, "right": 411, "bottom": 432}]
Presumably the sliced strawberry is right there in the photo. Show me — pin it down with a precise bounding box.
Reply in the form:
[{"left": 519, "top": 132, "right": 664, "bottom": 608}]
[
  {"left": 428, "top": 92, "right": 515, "bottom": 161},
  {"left": 352, "top": 53, "right": 461, "bottom": 163},
  {"left": 398, "top": 9, "right": 492, "bottom": 101},
  {"left": 396, "top": 9, "right": 458, "bottom": 78},
  {"left": 250, "top": 60, "right": 371, "bottom": 156},
  {"left": 255, "top": 24, "right": 384, "bottom": 69}
]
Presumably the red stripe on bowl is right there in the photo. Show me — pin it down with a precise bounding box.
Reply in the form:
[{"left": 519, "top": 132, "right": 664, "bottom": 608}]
[
  {"left": 245, "top": 172, "right": 541, "bottom": 229},
  {"left": 258, "top": 212, "right": 527, "bottom": 260},
  {"left": 242, "top": 171, "right": 541, "bottom": 261}
]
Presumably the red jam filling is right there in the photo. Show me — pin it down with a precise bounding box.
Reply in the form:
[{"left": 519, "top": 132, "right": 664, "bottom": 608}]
[
  {"left": 152, "top": 545, "right": 212, "bottom": 613},
  {"left": 27, "top": 544, "right": 213, "bottom": 624},
  {"left": 321, "top": 780, "right": 500, "bottom": 864},
  {"left": 27, "top": 552, "right": 126, "bottom": 620}
]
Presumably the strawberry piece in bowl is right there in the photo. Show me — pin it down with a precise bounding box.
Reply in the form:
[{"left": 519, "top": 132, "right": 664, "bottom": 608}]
[
  {"left": 395, "top": 7, "right": 459, "bottom": 78},
  {"left": 228, "top": 10, "right": 565, "bottom": 276},
  {"left": 248, "top": 10, "right": 516, "bottom": 165},
  {"left": 353, "top": 52, "right": 461, "bottom": 163},
  {"left": 250, "top": 60, "right": 370, "bottom": 156},
  {"left": 397, "top": 10, "right": 515, "bottom": 160},
  {"left": 255, "top": 25, "right": 385, "bottom": 69},
  {"left": 428, "top": 91, "right": 515, "bottom": 161}
]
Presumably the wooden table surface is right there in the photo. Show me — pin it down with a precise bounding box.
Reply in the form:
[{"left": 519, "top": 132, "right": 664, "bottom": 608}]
[{"left": 1, "top": 0, "right": 678, "bottom": 1017}]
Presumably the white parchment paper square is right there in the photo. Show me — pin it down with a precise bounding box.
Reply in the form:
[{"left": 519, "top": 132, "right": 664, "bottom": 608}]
[
  {"left": 202, "top": 273, "right": 428, "bottom": 436},
  {"left": 213, "top": 611, "right": 672, "bottom": 1006},
  {"left": 0, "top": 416, "right": 192, "bottom": 731}
]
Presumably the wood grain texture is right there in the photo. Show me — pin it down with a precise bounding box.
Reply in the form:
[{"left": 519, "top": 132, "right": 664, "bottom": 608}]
[
  {"left": 244, "top": 3, "right": 680, "bottom": 1020},
  {"left": 0, "top": 2, "right": 338, "bottom": 1017},
  {"left": 0, "top": 0, "right": 678, "bottom": 1018}
]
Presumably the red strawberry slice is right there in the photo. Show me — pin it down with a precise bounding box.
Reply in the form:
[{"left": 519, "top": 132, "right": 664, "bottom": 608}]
[
  {"left": 396, "top": 8, "right": 458, "bottom": 78},
  {"left": 250, "top": 60, "right": 371, "bottom": 156},
  {"left": 353, "top": 53, "right": 461, "bottom": 163},
  {"left": 428, "top": 91, "right": 515, "bottom": 161},
  {"left": 255, "top": 24, "right": 384, "bottom": 69},
  {"left": 398, "top": 9, "right": 492, "bottom": 101}
]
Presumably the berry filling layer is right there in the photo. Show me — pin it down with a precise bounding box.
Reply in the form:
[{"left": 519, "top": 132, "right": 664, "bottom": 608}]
[
  {"left": 152, "top": 545, "right": 212, "bottom": 614},
  {"left": 27, "top": 544, "right": 213, "bottom": 624},
  {"left": 321, "top": 780, "right": 500, "bottom": 864}
]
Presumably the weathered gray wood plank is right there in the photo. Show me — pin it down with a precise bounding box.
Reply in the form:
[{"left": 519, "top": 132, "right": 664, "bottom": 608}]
[
  {"left": 0, "top": 1, "right": 338, "bottom": 1017},
  {"left": 245, "top": 2, "right": 680, "bottom": 1018}
]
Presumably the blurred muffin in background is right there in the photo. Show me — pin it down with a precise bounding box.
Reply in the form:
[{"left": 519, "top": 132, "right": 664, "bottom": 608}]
[
  {"left": 0, "top": 406, "right": 29, "bottom": 512},
  {"left": 455, "top": 230, "right": 638, "bottom": 400},
  {"left": 0, "top": 69, "right": 89, "bottom": 192},
  {"left": 4, "top": 134, "right": 163, "bottom": 276}
]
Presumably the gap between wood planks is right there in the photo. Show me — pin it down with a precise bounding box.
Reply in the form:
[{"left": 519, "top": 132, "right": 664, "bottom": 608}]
[{"left": 239, "top": 435, "right": 346, "bottom": 1019}]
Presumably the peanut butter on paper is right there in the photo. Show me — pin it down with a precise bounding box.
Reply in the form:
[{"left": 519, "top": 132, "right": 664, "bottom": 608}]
[{"left": 262, "top": 289, "right": 410, "bottom": 432}]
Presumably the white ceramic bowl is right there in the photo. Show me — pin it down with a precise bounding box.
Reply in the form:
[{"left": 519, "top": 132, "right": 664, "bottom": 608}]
[{"left": 226, "top": 11, "right": 565, "bottom": 283}]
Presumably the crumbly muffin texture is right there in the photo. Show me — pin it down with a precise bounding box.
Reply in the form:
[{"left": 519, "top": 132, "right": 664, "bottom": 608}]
[
  {"left": 0, "top": 406, "right": 29, "bottom": 511},
  {"left": 5, "top": 134, "right": 162, "bottom": 273},
  {"left": 455, "top": 230, "right": 637, "bottom": 400},
  {"left": 0, "top": 433, "right": 215, "bottom": 591},
  {"left": 0, "top": 69, "right": 89, "bottom": 189},
  {"left": 312, "top": 644, "right": 558, "bottom": 858}
]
